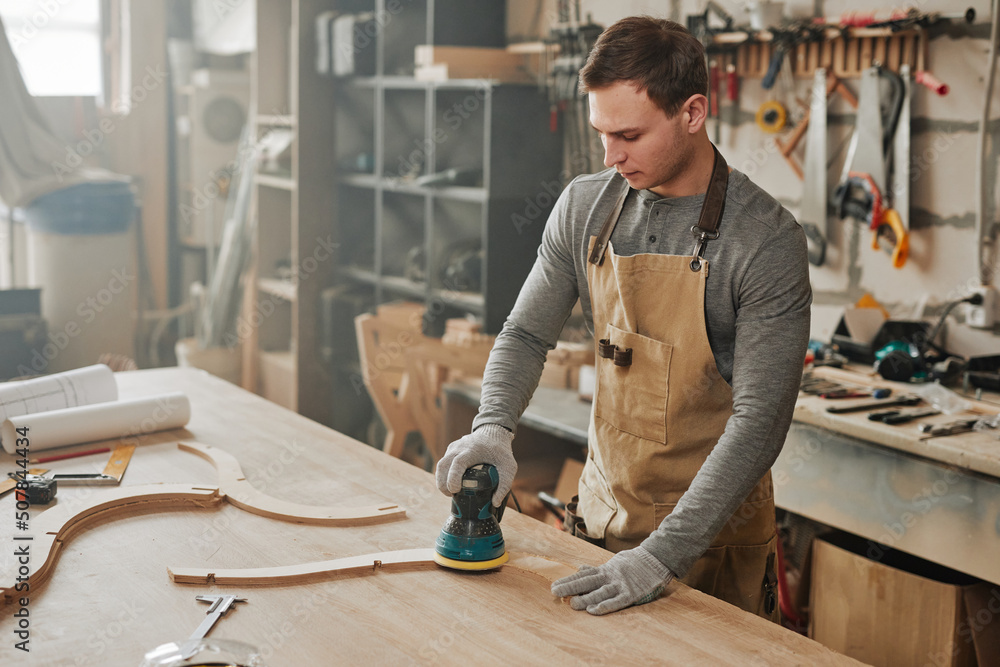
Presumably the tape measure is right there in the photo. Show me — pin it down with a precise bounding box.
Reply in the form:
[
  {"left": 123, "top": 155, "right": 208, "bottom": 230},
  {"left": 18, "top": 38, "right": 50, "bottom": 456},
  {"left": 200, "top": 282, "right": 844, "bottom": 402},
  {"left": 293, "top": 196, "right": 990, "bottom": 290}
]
[
  {"left": 6, "top": 472, "right": 57, "bottom": 505},
  {"left": 755, "top": 100, "right": 787, "bottom": 133}
]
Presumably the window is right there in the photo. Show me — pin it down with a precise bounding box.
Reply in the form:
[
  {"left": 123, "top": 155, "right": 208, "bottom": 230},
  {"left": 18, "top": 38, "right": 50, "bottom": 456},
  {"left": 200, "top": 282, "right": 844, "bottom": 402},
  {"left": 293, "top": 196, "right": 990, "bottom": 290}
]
[{"left": 0, "top": 0, "right": 101, "bottom": 97}]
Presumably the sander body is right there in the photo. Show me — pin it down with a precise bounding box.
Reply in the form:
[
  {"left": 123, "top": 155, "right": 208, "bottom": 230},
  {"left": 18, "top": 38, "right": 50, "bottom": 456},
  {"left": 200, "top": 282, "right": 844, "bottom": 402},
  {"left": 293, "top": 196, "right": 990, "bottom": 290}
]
[{"left": 434, "top": 463, "right": 509, "bottom": 571}]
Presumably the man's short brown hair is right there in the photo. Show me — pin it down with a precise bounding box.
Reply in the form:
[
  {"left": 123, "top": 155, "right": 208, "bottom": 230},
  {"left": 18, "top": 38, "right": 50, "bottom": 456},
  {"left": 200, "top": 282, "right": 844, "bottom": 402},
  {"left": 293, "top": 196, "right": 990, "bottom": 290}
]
[{"left": 579, "top": 16, "right": 707, "bottom": 118}]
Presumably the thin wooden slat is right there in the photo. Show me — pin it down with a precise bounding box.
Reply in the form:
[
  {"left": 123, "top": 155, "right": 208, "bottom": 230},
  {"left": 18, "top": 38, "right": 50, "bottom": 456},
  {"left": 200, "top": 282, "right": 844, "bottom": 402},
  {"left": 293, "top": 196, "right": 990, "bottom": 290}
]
[
  {"left": 833, "top": 38, "right": 848, "bottom": 78},
  {"left": 795, "top": 43, "right": 808, "bottom": 77},
  {"left": 821, "top": 40, "right": 833, "bottom": 69},
  {"left": 845, "top": 38, "right": 860, "bottom": 77},
  {"left": 873, "top": 37, "right": 887, "bottom": 68},
  {"left": 888, "top": 35, "right": 902, "bottom": 71},
  {"left": 859, "top": 38, "right": 873, "bottom": 72},
  {"left": 902, "top": 33, "right": 917, "bottom": 69},
  {"left": 808, "top": 42, "right": 820, "bottom": 74}
]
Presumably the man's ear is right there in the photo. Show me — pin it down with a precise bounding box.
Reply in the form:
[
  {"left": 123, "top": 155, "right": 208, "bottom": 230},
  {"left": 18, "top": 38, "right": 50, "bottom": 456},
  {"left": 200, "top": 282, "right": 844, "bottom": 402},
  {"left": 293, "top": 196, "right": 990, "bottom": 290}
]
[{"left": 683, "top": 94, "right": 709, "bottom": 134}]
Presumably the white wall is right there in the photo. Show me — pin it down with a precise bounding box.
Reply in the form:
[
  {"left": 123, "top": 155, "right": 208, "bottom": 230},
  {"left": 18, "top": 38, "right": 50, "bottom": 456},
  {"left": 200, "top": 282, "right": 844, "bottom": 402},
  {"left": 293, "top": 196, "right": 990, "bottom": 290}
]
[{"left": 509, "top": 0, "right": 1000, "bottom": 355}]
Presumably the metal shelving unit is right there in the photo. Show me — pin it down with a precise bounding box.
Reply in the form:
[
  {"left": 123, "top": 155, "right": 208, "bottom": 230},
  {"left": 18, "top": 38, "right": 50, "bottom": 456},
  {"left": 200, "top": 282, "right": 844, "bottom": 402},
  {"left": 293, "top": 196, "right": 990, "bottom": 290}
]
[{"left": 331, "top": 0, "right": 561, "bottom": 334}]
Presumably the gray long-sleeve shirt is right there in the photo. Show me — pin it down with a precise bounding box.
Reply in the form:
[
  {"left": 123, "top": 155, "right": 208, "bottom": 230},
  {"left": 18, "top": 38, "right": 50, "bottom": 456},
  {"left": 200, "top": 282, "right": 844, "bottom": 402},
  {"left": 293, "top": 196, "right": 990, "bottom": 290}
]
[{"left": 472, "top": 166, "right": 811, "bottom": 577}]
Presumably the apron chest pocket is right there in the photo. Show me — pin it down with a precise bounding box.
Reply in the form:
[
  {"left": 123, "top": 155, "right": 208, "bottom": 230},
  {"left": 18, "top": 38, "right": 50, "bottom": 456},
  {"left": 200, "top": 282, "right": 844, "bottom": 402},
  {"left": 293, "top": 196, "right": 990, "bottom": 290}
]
[{"left": 594, "top": 323, "right": 672, "bottom": 444}]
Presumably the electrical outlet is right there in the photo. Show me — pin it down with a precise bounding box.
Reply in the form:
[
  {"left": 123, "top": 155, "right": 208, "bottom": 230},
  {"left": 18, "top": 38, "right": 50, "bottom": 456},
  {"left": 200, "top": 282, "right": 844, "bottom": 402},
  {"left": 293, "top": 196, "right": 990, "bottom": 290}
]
[{"left": 967, "top": 285, "right": 997, "bottom": 329}]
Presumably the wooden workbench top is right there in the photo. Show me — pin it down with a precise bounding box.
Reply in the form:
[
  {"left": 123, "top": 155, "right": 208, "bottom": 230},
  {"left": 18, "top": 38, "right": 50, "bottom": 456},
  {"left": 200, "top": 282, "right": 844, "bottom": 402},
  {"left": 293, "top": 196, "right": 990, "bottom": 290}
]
[
  {"left": 0, "top": 368, "right": 858, "bottom": 665},
  {"left": 796, "top": 366, "right": 1000, "bottom": 479}
]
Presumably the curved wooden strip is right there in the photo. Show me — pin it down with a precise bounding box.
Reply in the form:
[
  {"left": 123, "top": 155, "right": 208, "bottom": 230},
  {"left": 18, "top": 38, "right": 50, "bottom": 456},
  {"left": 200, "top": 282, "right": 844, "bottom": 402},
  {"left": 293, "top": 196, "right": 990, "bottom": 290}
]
[
  {"left": 178, "top": 441, "right": 406, "bottom": 525},
  {"left": 167, "top": 549, "right": 577, "bottom": 587},
  {"left": 2, "top": 484, "right": 221, "bottom": 605}
]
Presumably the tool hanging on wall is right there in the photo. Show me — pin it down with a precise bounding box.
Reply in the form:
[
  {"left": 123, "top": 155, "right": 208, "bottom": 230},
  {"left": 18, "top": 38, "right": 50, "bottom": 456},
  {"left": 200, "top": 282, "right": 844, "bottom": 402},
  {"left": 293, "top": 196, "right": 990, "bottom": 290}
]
[
  {"left": 756, "top": 35, "right": 796, "bottom": 134},
  {"left": 833, "top": 64, "right": 909, "bottom": 268},
  {"left": 547, "top": 0, "right": 603, "bottom": 174},
  {"left": 799, "top": 68, "right": 830, "bottom": 265},
  {"left": 775, "top": 71, "right": 857, "bottom": 180},
  {"left": 872, "top": 64, "right": 912, "bottom": 268},
  {"left": 725, "top": 63, "right": 739, "bottom": 130},
  {"left": 777, "top": 69, "right": 857, "bottom": 265},
  {"left": 755, "top": 100, "right": 787, "bottom": 133}
]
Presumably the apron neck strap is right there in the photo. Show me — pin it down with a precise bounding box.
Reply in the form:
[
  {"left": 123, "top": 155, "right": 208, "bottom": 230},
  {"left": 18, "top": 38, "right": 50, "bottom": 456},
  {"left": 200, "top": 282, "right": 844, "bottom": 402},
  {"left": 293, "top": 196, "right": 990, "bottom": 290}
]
[
  {"left": 588, "top": 179, "right": 630, "bottom": 266},
  {"left": 588, "top": 146, "right": 730, "bottom": 268},
  {"left": 689, "top": 146, "right": 729, "bottom": 271}
]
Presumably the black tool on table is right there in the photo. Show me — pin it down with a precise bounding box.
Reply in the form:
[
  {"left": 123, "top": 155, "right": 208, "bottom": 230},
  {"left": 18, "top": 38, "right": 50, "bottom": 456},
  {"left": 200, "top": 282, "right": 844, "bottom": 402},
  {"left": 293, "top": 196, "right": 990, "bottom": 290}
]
[
  {"left": 826, "top": 395, "right": 921, "bottom": 414},
  {"left": 867, "top": 408, "right": 941, "bottom": 424},
  {"left": 820, "top": 388, "right": 892, "bottom": 399},
  {"left": 7, "top": 472, "right": 57, "bottom": 505}
]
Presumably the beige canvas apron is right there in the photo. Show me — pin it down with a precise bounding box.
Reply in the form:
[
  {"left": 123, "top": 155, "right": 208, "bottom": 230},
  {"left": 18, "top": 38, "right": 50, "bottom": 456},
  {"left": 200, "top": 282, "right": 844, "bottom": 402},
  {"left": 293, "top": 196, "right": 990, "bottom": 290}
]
[{"left": 574, "top": 149, "right": 779, "bottom": 620}]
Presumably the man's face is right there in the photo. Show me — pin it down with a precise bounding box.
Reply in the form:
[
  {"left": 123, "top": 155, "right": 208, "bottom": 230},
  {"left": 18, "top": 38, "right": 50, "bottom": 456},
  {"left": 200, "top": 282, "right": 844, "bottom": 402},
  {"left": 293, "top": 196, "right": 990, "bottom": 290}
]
[{"left": 589, "top": 81, "right": 694, "bottom": 197}]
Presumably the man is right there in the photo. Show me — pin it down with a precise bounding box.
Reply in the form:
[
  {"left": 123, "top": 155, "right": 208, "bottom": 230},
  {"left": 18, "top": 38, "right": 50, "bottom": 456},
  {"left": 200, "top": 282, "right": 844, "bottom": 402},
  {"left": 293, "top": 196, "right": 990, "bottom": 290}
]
[{"left": 436, "top": 16, "right": 810, "bottom": 618}]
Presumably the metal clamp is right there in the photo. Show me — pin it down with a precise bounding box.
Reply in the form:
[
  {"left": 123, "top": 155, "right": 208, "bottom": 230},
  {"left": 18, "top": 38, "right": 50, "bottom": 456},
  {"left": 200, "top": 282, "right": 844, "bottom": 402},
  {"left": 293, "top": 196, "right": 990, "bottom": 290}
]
[{"left": 690, "top": 225, "right": 720, "bottom": 271}]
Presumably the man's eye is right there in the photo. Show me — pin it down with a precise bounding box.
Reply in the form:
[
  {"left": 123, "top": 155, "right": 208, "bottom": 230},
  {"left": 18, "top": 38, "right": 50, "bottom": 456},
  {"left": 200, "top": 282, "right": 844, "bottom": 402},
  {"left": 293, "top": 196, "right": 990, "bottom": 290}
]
[{"left": 622, "top": 135, "right": 638, "bottom": 142}]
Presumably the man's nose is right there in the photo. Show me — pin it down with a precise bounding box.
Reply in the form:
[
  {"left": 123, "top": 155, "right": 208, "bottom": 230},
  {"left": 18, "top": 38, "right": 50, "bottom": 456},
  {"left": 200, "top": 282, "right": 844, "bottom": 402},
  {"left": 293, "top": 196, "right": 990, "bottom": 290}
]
[{"left": 603, "top": 137, "right": 624, "bottom": 169}]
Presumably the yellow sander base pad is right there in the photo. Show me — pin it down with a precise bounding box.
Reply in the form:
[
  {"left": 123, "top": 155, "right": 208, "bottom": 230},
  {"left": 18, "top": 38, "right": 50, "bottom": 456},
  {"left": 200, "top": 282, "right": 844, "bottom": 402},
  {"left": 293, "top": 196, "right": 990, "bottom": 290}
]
[{"left": 433, "top": 550, "right": 509, "bottom": 571}]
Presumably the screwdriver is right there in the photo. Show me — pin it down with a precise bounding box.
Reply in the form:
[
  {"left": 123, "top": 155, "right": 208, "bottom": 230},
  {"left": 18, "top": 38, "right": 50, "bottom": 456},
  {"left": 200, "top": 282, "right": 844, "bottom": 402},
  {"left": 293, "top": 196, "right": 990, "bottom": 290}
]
[
  {"left": 868, "top": 408, "right": 940, "bottom": 424},
  {"left": 919, "top": 419, "right": 979, "bottom": 440},
  {"left": 826, "top": 395, "right": 921, "bottom": 414},
  {"left": 820, "top": 388, "right": 892, "bottom": 399}
]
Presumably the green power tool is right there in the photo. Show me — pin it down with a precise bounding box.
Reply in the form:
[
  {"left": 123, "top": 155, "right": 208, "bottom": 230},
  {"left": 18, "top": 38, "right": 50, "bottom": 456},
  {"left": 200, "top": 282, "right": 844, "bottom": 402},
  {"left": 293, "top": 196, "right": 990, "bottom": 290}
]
[{"left": 433, "top": 463, "right": 509, "bottom": 571}]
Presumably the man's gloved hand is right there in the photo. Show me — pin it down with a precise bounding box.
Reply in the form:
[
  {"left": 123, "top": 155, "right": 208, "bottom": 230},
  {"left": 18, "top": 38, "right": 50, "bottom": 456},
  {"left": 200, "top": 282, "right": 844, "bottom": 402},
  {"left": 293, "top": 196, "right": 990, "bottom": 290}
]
[
  {"left": 550, "top": 546, "right": 675, "bottom": 616},
  {"left": 435, "top": 424, "right": 516, "bottom": 507}
]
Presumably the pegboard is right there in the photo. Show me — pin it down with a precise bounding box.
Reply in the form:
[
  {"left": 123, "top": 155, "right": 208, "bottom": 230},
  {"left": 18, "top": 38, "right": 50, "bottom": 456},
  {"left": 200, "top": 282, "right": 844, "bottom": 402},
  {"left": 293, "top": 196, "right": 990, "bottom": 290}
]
[{"left": 713, "top": 28, "right": 926, "bottom": 79}]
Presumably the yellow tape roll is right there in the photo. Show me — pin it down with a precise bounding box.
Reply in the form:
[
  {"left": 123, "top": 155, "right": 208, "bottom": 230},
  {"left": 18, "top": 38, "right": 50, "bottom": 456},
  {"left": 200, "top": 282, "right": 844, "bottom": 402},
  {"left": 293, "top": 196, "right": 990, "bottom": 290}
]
[{"left": 755, "top": 100, "right": 787, "bottom": 133}]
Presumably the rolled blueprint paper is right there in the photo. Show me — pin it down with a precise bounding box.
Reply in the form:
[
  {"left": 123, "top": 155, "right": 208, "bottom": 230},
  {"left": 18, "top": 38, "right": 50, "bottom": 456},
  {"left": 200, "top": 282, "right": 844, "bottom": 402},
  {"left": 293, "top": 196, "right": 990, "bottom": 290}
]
[
  {"left": 2, "top": 392, "right": 190, "bottom": 454},
  {"left": 0, "top": 365, "right": 118, "bottom": 445}
]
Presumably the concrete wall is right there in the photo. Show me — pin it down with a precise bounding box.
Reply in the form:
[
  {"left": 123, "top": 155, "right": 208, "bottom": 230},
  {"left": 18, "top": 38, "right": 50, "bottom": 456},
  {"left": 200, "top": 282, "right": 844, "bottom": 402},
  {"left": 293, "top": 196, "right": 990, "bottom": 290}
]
[{"left": 508, "top": 0, "right": 1000, "bottom": 356}]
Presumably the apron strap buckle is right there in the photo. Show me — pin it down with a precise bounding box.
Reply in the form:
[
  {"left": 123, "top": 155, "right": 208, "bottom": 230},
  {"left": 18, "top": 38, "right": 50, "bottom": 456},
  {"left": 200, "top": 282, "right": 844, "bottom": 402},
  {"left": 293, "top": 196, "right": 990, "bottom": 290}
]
[
  {"left": 598, "top": 338, "right": 615, "bottom": 359},
  {"left": 690, "top": 225, "right": 720, "bottom": 271}
]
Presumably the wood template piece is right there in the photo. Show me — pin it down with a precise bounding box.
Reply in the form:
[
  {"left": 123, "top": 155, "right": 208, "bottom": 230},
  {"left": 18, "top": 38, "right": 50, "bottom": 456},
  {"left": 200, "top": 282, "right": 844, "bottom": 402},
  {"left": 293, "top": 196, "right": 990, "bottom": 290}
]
[
  {"left": 2, "top": 484, "right": 221, "bottom": 604},
  {"left": 168, "top": 548, "right": 578, "bottom": 588},
  {"left": 177, "top": 441, "right": 406, "bottom": 525}
]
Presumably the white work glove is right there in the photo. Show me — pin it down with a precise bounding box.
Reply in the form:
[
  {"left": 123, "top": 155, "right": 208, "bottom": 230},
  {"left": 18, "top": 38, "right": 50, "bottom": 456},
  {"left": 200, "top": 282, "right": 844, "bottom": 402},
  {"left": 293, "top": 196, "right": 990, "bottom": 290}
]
[
  {"left": 435, "top": 424, "right": 516, "bottom": 507},
  {"left": 551, "top": 546, "right": 675, "bottom": 616}
]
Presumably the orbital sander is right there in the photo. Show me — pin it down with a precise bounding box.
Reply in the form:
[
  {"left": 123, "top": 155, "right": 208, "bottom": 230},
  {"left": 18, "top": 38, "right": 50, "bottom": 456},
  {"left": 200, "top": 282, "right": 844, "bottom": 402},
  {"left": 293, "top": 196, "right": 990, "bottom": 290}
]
[{"left": 433, "top": 463, "right": 509, "bottom": 571}]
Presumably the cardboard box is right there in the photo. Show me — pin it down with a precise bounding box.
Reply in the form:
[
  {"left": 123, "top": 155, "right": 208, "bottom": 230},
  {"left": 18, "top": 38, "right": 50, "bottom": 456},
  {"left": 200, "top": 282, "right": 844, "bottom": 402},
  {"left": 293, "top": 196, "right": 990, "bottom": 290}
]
[
  {"left": 810, "top": 533, "right": 999, "bottom": 667},
  {"left": 414, "top": 45, "right": 535, "bottom": 84}
]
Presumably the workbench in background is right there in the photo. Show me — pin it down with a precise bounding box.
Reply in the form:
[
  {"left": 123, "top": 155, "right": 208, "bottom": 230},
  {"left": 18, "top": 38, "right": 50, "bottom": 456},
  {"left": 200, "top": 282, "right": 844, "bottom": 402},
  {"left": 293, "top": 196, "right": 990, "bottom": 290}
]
[
  {"left": 0, "top": 368, "right": 854, "bottom": 665},
  {"left": 780, "top": 366, "right": 1000, "bottom": 587}
]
